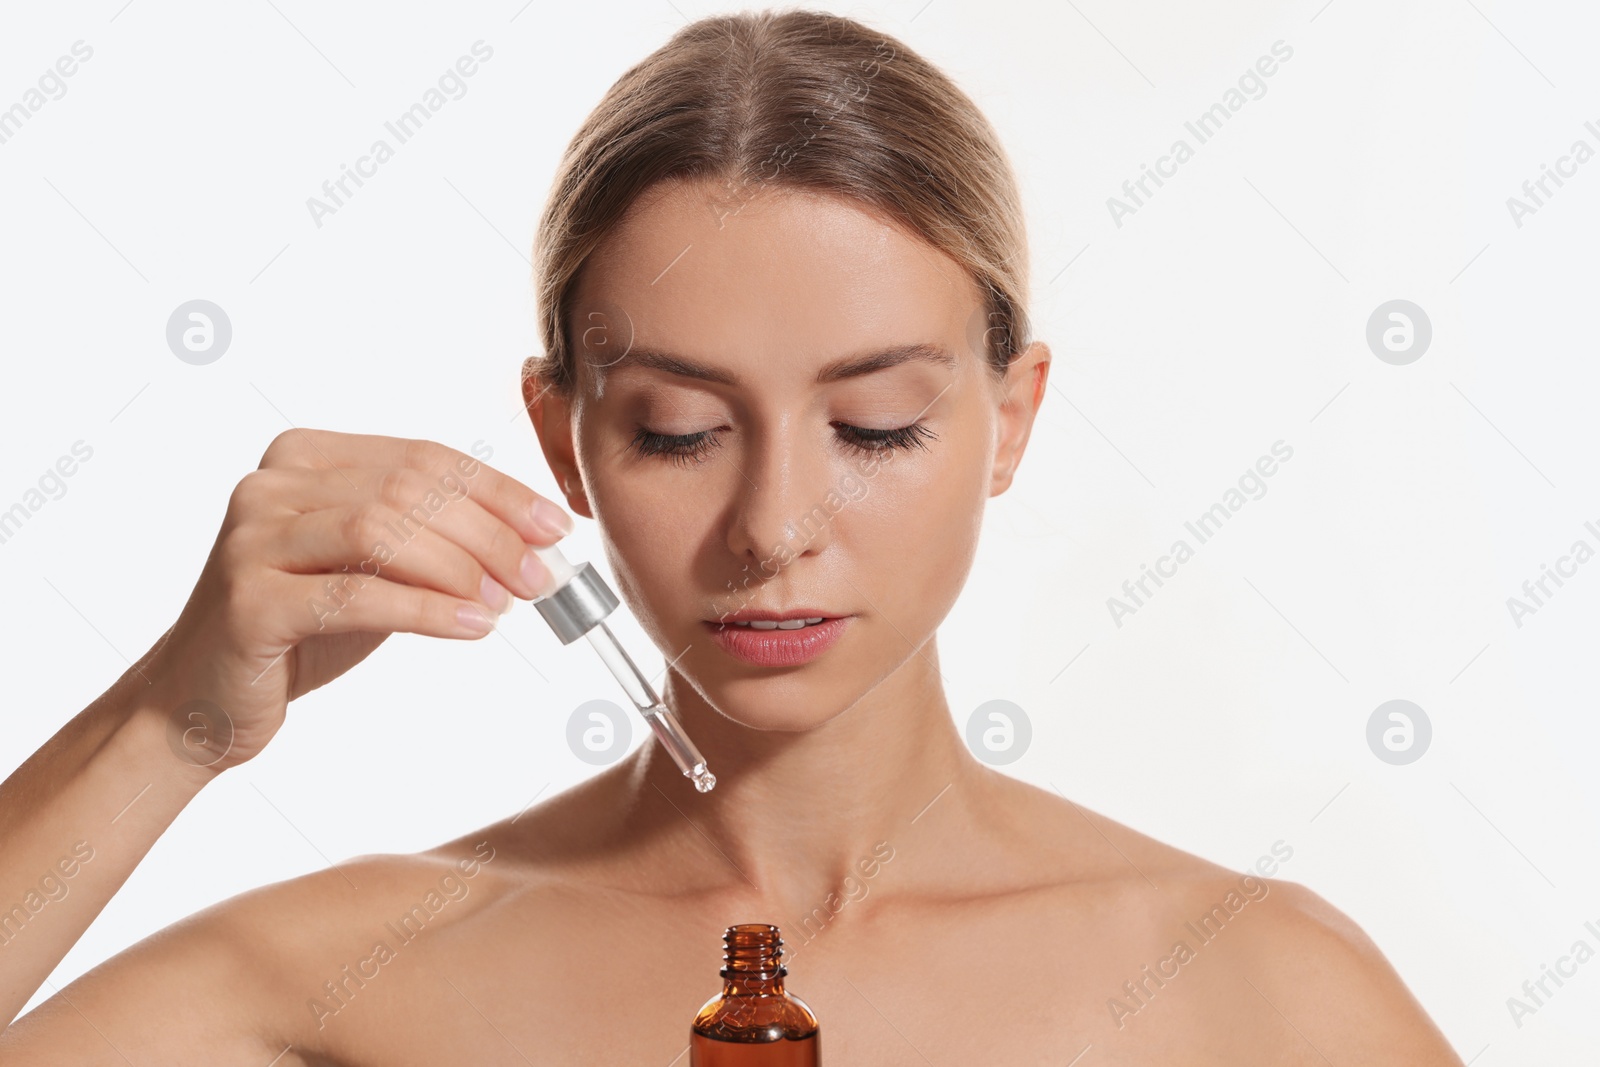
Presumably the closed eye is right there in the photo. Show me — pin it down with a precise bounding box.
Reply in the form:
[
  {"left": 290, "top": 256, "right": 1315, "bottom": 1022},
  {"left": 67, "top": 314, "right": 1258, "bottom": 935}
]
[{"left": 629, "top": 421, "right": 937, "bottom": 467}]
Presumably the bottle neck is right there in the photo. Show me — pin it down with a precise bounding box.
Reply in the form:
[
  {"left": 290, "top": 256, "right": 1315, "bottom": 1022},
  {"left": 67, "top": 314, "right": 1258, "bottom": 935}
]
[
  {"left": 722, "top": 971, "right": 787, "bottom": 997},
  {"left": 720, "top": 924, "right": 789, "bottom": 997}
]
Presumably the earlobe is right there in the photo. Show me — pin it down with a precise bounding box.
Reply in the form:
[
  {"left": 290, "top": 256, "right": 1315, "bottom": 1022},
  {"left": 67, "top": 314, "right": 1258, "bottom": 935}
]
[{"left": 560, "top": 476, "right": 591, "bottom": 518}]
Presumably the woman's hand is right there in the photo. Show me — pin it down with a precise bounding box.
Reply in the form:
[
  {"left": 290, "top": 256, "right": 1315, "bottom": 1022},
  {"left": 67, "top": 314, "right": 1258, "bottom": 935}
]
[{"left": 147, "top": 428, "right": 573, "bottom": 772}]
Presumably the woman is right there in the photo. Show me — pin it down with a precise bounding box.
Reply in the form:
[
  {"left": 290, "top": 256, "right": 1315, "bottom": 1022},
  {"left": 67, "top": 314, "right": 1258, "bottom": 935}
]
[{"left": 1, "top": 9, "right": 1462, "bottom": 1063}]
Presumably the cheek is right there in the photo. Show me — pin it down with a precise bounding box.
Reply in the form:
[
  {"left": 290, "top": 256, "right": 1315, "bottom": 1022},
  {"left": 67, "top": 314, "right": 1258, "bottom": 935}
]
[
  {"left": 589, "top": 477, "right": 699, "bottom": 630},
  {"left": 844, "top": 439, "right": 987, "bottom": 618},
  {"left": 574, "top": 432, "right": 697, "bottom": 626}
]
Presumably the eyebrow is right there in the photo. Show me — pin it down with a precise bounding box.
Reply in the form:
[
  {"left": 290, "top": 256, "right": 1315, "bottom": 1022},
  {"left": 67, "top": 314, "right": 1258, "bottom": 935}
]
[{"left": 599, "top": 342, "right": 959, "bottom": 387}]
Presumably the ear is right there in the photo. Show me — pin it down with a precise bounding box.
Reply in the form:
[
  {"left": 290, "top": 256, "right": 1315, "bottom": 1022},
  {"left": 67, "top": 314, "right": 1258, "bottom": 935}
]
[
  {"left": 989, "top": 340, "right": 1051, "bottom": 497},
  {"left": 523, "top": 358, "right": 593, "bottom": 519}
]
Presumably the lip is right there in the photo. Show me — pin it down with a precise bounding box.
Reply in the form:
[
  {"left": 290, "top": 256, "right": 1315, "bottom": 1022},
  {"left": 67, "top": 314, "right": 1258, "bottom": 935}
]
[
  {"left": 703, "top": 615, "right": 851, "bottom": 667},
  {"left": 715, "top": 608, "right": 841, "bottom": 623}
]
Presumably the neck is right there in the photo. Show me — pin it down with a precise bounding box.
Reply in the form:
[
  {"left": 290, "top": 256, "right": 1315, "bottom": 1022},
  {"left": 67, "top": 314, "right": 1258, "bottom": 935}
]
[{"left": 622, "top": 637, "right": 981, "bottom": 916}]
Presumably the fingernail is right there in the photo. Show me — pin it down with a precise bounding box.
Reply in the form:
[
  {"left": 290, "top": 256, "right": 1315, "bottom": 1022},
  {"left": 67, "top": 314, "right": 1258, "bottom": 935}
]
[
  {"left": 521, "top": 547, "right": 555, "bottom": 597},
  {"left": 456, "top": 604, "right": 495, "bottom": 635},
  {"left": 480, "top": 573, "right": 512, "bottom": 614},
  {"left": 531, "top": 498, "right": 574, "bottom": 538}
]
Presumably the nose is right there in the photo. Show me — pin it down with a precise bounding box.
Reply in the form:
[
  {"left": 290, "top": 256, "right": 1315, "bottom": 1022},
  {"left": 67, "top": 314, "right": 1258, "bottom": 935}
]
[{"left": 723, "top": 418, "right": 836, "bottom": 569}]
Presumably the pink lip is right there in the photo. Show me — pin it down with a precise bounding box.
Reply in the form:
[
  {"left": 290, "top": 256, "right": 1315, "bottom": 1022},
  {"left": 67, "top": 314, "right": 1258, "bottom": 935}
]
[{"left": 703, "top": 617, "right": 850, "bottom": 667}]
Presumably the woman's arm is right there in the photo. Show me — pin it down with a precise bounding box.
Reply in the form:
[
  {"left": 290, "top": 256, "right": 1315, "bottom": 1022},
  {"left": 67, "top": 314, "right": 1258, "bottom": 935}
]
[
  {"left": 0, "top": 429, "right": 570, "bottom": 1048},
  {"left": 0, "top": 660, "right": 217, "bottom": 1029}
]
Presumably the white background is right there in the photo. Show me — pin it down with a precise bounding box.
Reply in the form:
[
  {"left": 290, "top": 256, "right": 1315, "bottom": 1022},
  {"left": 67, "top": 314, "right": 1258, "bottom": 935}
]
[{"left": 2, "top": 0, "right": 1597, "bottom": 1058}]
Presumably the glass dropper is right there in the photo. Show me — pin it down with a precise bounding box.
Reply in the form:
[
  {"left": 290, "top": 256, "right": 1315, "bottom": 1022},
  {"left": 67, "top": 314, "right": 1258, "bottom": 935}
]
[{"left": 529, "top": 544, "right": 716, "bottom": 793}]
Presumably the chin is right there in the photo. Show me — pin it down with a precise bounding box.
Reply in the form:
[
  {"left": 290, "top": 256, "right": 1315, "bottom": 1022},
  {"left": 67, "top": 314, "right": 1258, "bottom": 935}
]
[{"left": 695, "top": 673, "right": 863, "bottom": 734}]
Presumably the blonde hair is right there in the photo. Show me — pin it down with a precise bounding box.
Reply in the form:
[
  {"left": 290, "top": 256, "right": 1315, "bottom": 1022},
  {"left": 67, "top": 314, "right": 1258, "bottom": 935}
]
[{"left": 526, "top": 8, "right": 1030, "bottom": 395}]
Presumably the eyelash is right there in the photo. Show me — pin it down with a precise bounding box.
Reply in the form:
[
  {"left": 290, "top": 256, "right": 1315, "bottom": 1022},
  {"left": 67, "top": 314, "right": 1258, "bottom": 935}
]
[{"left": 629, "top": 422, "right": 938, "bottom": 467}]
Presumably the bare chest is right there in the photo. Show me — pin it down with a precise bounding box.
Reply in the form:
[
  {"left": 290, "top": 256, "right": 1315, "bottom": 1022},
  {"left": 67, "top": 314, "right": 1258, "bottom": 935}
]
[{"left": 293, "top": 889, "right": 1296, "bottom": 1066}]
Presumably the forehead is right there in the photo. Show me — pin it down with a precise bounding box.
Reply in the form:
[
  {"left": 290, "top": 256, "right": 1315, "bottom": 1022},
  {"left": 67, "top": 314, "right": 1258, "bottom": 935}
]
[{"left": 569, "top": 178, "right": 982, "bottom": 390}]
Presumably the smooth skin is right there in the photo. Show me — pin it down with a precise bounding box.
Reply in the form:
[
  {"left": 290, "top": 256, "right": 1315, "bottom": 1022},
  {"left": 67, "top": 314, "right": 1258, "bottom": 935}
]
[{"left": 0, "top": 177, "right": 1464, "bottom": 1064}]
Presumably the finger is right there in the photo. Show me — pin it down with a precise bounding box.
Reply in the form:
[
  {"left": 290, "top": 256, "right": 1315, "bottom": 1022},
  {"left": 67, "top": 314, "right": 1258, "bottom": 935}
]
[
  {"left": 269, "top": 507, "right": 522, "bottom": 613},
  {"left": 271, "top": 570, "right": 503, "bottom": 640},
  {"left": 256, "top": 431, "right": 573, "bottom": 546},
  {"left": 239, "top": 467, "right": 561, "bottom": 600}
]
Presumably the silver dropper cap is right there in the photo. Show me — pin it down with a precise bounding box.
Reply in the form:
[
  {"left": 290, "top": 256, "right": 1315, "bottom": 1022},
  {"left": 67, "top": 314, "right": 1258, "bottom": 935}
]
[{"left": 532, "top": 560, "right": 619, "bottom": 644}]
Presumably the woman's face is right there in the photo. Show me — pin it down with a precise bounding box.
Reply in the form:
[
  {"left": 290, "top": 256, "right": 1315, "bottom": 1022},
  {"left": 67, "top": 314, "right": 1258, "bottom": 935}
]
[{"left": 532, "top": 177, "right": 1047, "bottom": 732}]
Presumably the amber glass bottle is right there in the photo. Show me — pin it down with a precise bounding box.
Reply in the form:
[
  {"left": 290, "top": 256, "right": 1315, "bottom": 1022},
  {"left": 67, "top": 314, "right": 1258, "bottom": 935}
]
[{"left": 690, "top": 924, "right": 820, "bottom": 1065}]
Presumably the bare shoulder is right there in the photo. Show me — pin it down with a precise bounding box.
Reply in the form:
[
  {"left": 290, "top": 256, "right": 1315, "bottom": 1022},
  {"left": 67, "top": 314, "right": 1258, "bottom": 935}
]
[
  {"left": 982, "top": 771, "right": 1245, "bottom": 888},
  {"left": 998, "top": 775, "right": 1462, "bottom": 1064},
  {"left": 1221, "top": 876, "right": 1465, "bottom": 1064},
  {"left": 0, "top": 835, "right": 513, "bottom": 1066}
]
